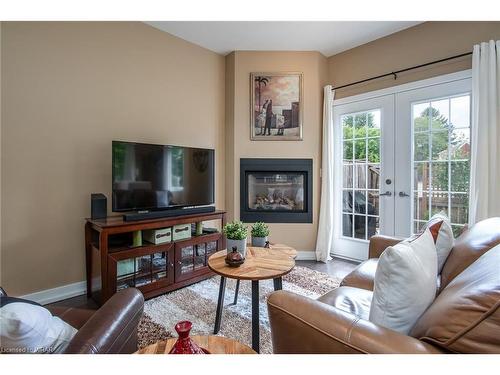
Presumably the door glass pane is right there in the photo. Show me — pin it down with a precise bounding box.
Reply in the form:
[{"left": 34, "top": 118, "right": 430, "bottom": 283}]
[
  {"left": 367, "top": 164, "right": 380, "bottom": 189},
  {"left": 431, "top": 131, "right": 449, "bottom": 160},
  {"left": 413, "top": 102, "right": 430, "bottom": 132},
  {"left": 431, "top": 162, "right": 448, "bottom": 191},
  {"left": 367, "top": 216, "right": 379, "bottom": 237},
  {"left": 343, "top": 165, "right": 353, "bottom": 188},
  {"left": 450, "top": 193, "right": 468, "bottom": 223},
  {"left": 414, "top": 162, "right": 429, "bottom": 190},
  {"left": 450, "top": 96, "right": 470, "bottom": 128},
  {"left": 341, "top": 109, "right": 381, "bottom": 241},
  {"left": 367, "top": 191, "right": 379, "bottom": 216},
  {"left": 354, "top": 139, "right": 367, "bottom": 160},
  {"left": 414, "top": 191, "right": 430, "bottom": 221},
  {"left": 354, "top": 191, "right": 366, "bottom": 214},
  {"left": 343, "top": 190, "right": 353, "bottom": 213},
  {"left": 412, "top": 94, "right": 471, "bottom": 234},
  {"left": 450, "top": 128, "right": 470, "bottom": 160},
  {"left": 343, "top": 141, "right": 353, "bottom": 160},
  {"left": 355, "top": 164, "right": 366, "bottom": 188},
  {"left": 430, "top": 192, "right": 449, "bottom": 217},
  {"left": 367, "top": 139, "right": 380, "bottom": 162},
  {"left": 354, "top": 215, "right": 366, "bottom": 240},
  {"left": 354, "top": 114, "right": 367, "bottom": 137},
  {"left": 450, "top": 162, "right": 469, "bottom": 193},
  {"left": 414, "top": 133, "right": 429, "bottom": 161},
  {"left": 342, "top": 214, "right": 353, "bottom": 237}
]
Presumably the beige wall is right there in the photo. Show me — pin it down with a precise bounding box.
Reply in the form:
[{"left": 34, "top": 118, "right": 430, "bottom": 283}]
[
  {"left": 225, "top": 51, "right": 328, "bottom": 252},
  {"left": 328, "top": 22, "right": 500, "bottom": 98},
  {"left": 1, "top": 22, "right": 225, "bottom": 295}
]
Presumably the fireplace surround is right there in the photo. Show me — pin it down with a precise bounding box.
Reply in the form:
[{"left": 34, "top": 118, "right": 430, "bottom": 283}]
[{"left": 240, "top": 158, "right": 313, "bottom": 223}]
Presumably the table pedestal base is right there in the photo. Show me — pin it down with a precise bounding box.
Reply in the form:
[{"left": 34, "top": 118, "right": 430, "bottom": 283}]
[{"left": 213, "top": 276, "right": 283, "bottom": 353}]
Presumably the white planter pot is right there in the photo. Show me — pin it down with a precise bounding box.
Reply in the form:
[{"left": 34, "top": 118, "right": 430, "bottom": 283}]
[
  {"left": 226, "top": 238, "right": 247, "bottom": 257},
  {"left": 251, "top": 236, "right": 268, "bottom": 247}
]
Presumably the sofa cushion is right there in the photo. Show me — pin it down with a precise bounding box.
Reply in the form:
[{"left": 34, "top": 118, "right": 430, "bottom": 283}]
[
  {"left": 410, "top": 244, "right": 500, "bottom": 353},
  {"left": 318, "top": 286, "right": 372, "bottom": 320},
  {"left": 424, "top": 213, "right": 454, "bottom": 273},
  {"left": 340, "top": 258, "right": 378, "bottom": 291},
  {"left": 440, "top": 217, "right": 500, "bottom": 290},
  {"left": 369, "top": 228, "right": 438, "bottom": 334}
]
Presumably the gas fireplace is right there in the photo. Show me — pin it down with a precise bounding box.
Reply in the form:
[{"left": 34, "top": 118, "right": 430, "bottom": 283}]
[{"left": 240, "top": 158, "right": 312, "bottom": 223}]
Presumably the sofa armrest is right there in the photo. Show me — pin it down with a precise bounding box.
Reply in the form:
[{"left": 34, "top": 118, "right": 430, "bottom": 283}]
[
  {"left": 267, "top": 291, "right": 442, "bottom": 354},
  {"left": 368, "top": 235, "right": 402, "bottom": 258},
  {"left": 64, "top": 288, "right": 144, "bottom": 354}
]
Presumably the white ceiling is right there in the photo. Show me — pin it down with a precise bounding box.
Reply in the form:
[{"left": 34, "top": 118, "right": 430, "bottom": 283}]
[{"left": 146, "top": 21, "right": 422, "bottom": 57}]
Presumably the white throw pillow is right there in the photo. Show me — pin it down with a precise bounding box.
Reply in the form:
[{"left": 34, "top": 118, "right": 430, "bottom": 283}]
[
  {"left": 369, "top": 228, "right": 438, "bottom": 334},
  {"left": 0, "top": 300, "right": 77, "bottom": 353},
  {"left": 423, "top": 213, "right": 454, "bottom": 273}
]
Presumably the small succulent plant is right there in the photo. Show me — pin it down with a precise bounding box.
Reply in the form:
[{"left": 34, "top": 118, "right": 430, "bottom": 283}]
[
  {"left": 222, "top": 221, "right": 248, "bottom": 240},
  {"left": 251, "top": 222, "right": 270, "bottom": 238}
]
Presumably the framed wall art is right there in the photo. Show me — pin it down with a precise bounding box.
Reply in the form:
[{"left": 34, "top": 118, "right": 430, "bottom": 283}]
[{"left": 250, "top": 72, "right": 303, "bottom": 141}]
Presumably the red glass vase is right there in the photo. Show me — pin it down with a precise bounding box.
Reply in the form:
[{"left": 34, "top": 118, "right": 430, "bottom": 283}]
[{"left": 168, "top": 321, "right": 208, "bottom": 354}]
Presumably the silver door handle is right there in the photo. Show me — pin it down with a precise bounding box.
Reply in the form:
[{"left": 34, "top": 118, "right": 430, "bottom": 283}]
[
  {"left": 399, "top": 191, "right": 410, "bottom": 197},
  {"left": 379, "top": 191, "right": 392, "bottom": 197}
]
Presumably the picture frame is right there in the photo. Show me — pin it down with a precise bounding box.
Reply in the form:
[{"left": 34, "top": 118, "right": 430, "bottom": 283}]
[{"left": 250, "top": 72, "right": 303, "bottom": 141}]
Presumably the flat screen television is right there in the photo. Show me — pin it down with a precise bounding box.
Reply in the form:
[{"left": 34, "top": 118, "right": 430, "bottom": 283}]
[{"left": 112, "top": 141, "right": 215, "bottom": 212}]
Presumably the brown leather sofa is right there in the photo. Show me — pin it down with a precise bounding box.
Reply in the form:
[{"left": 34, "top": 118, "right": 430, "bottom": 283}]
[
  {"left": 0, "top": 288, "right": 144, "bottom": 354},
  {"left": 268, "top": 217, "right": 500, "bottom": 354}
]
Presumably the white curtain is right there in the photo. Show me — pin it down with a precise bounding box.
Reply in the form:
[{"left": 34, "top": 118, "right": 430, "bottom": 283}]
[
  {"left": 315, "top": 86, "right": 336, "bottom": 262},
  {"left": 469, "top": 40, "right": 500, "bottom": 224}
]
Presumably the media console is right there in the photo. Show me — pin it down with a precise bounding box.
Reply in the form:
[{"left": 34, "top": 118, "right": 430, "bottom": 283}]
[{"left": 85, "top": 209, "right": 226, "bottom": 305}]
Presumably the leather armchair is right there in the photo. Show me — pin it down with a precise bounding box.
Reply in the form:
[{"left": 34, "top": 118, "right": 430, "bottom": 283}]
[
  {"left": 2, "top": 287, "right": 144, "bottom": 354},
  {"left": 52, "top": 288, "right": 144, "bottom": 354},
  {"left": 268, "top": 217, "right": 500, "bottom": 354}
]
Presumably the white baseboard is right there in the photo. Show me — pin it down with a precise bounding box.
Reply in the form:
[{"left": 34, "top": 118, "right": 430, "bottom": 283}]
[
  {"left": 21, "top": 281, "right": 87, "bottom": 306},
  {"left": 295, "top": 250, "right": 316, "bottom": 261}
]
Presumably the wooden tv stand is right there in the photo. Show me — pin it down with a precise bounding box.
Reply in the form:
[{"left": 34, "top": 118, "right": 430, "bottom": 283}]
[{"left": 85, "top": 210, "right": 226, "bottom": 305}]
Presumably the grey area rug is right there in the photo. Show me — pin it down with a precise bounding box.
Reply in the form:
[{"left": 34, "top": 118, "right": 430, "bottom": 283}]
[{"left": 137, "top": 266, "right": 341, "bottom": 354}]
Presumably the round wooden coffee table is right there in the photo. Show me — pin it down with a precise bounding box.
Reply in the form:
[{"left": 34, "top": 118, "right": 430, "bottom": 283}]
[
  {"left": 207, "top": 244, "right": 296, "bottom": 353},
  {"left": 136, "top": 335, "right": 256, "bottom": 354}
]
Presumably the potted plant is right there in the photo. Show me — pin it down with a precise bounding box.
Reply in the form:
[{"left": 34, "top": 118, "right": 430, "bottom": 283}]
[
  {"left": 222, "top": 221, "right": 248, "bottom": 257},
  {"left": 251, "top": 222, "right": 270, "bottom": 247}
]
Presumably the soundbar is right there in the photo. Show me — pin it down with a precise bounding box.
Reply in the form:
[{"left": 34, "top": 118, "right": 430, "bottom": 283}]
[{"left": 123, "top": 206, "right": 216, "bottom": 222}]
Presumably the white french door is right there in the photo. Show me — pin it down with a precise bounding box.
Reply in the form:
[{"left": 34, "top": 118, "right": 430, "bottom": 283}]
[
  {"left": 395, "top": 79, "right": 472, "bottom": 238},
  {"left": 332, "top": 71, "right": 472, "bottom": 261},
  {"left": 333, "top": 95, "right": 395, "bottom": 260}
]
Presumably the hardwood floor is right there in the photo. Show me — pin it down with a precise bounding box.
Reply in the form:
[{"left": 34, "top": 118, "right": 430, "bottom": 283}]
[
  {"left": 46, "top": 257, "right": 359, "bottom": 309},
  {"left": 296, "top": 257, "right": 359, "bottom": 280}
]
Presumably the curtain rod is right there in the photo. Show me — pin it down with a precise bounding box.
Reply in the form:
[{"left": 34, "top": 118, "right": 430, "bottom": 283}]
[{"left": 331, "top": 51, "right": 472, "bottom": 91}]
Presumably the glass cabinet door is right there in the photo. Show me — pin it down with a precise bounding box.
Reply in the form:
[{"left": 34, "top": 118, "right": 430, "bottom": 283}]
[
  {"left": 112, "top": 246, "right": 174, "bottom": 293},
  {"left": 175, "top": 237, "right": 220, "bottom": 282}
]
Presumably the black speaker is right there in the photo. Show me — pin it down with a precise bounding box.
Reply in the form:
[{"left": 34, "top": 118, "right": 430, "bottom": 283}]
[{"left": 91, "top": 193, "right": 107, "bottom": 220}]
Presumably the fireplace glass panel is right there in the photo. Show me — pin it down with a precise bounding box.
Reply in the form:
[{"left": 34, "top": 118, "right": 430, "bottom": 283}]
[{"left": 247, "top": 172, "right": 305, "bottom": 212}]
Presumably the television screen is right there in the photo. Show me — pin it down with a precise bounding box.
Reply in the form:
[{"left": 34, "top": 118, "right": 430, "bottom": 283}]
[{"left": 112, "top": 141, "right": 215, "bottom": 212}]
